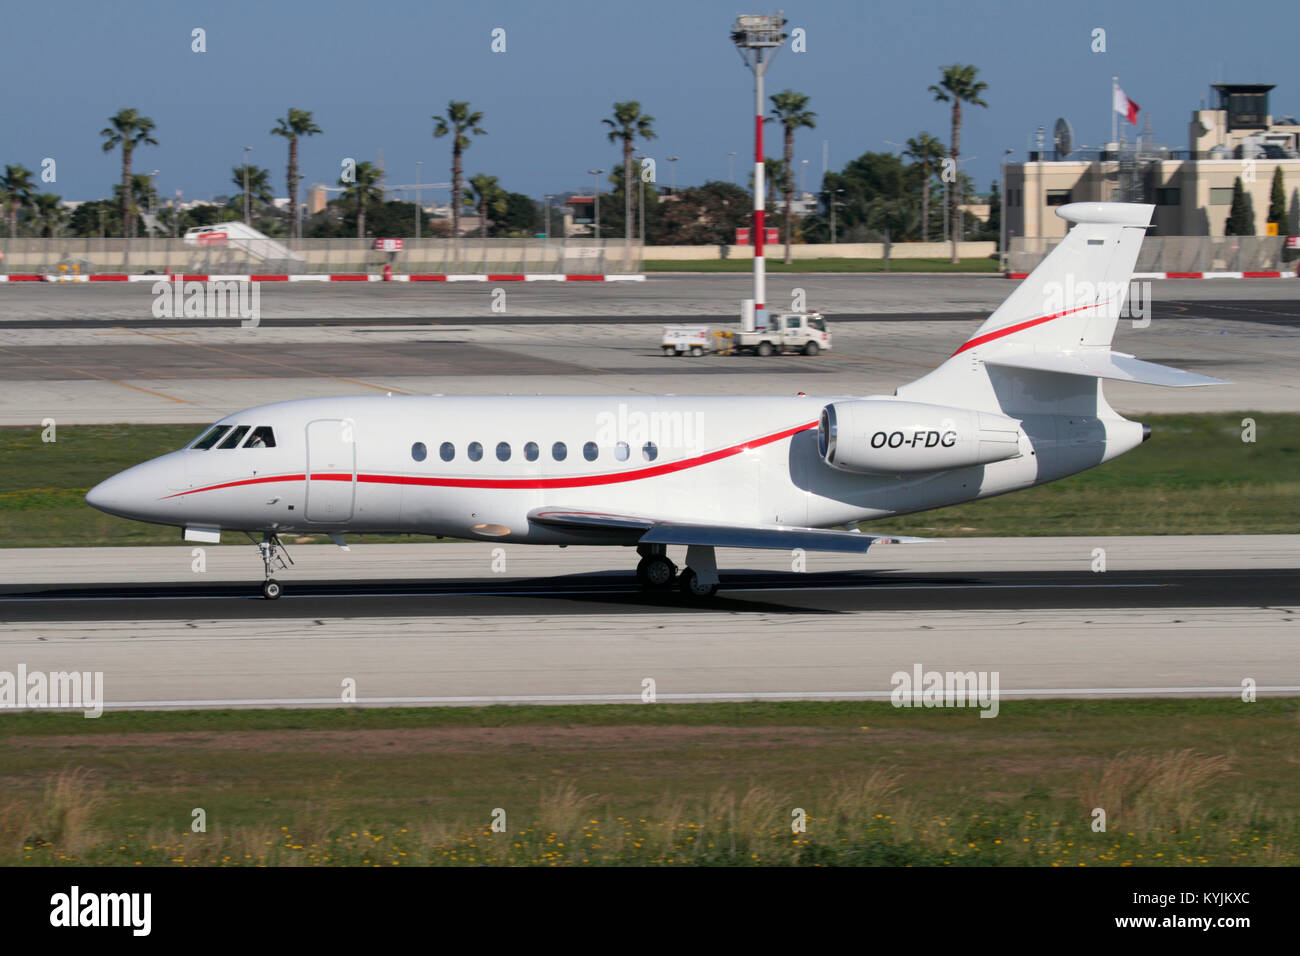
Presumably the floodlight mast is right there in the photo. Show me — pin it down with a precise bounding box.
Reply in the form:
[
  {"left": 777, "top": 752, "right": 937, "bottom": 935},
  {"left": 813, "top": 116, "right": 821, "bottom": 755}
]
[{"left": 732, "top": 12, "right": 786, "bottom": 331}]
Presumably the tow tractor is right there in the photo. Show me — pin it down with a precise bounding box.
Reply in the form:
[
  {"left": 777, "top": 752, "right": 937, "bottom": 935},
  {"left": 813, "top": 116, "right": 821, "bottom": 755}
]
[{"left": 662, "top": 312, "right": 832, "bottom": 358}]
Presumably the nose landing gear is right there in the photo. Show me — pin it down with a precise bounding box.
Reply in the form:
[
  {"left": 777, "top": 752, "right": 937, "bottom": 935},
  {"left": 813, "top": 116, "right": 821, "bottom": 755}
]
[{"left": 249, "top": 532, "right": 294, "bottom": 599}]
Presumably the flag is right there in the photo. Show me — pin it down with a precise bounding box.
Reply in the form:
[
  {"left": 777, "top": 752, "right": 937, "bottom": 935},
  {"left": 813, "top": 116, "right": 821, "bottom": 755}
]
[{"left": 1113, "top": 86, "right": 1140, "bottom": 125}]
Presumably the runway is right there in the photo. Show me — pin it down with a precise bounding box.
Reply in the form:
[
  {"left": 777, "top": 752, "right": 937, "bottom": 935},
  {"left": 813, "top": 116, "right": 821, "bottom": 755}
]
[{"left": 0, "top": 538, "right": 1295, "bottom": 708}]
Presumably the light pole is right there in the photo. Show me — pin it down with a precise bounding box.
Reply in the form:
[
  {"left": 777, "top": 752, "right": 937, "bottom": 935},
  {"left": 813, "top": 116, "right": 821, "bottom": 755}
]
[
  {"left": 148, "top": 169, "right": 160, "bottom": 234},
  {"left": 666, "top": 155, "right": 679, "bottom": 196},
  {"left": 829, "top": 188, "right": 845, "bottom": 244},
  {"left": 543, "top": 194, "right": 553, "bottom": 239},
  {"left": 634, "top": 155, "right": 647, "bottom": 244},
  {"left": 731, "top": 12, "right": 786, "bottom": 332},
  {"left": 588, "top": 168, "right": 604, "bottom": 239},
  {"left": 414, "top": 161, "right": 423, "bottom": 239},
  {"left": 173, "top": 189, "right": 182, "bottom": 238},
  {"left": 800, "top": 159, "right": 808, "bottom": 196},
  {"left": 999, "top": 148, "right": 1013, "bottom": 272},
  {"left": 242, "top": 146, "right": 252, "bottom": 225},
  {"left": 728, "top": 151, "right": 736, "bottom": 184}
]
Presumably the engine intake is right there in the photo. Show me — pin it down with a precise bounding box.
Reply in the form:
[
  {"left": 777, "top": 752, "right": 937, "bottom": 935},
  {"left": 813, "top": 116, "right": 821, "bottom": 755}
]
[{"left": 818, "top": 400, "right": 1022, "bottom": 475}]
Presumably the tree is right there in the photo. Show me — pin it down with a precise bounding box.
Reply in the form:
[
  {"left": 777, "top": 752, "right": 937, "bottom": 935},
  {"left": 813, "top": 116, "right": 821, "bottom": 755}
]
[
  {"left": 603, "top": 101, "right": 656, "bottom": 244},
  {"left": 112, "top": 173, "right": 161, "bottom": 234},
  {"left": 767, "top": 90, "right": 816, "bottom": 263},
  {"left": 33, "top": 193, "right": 66, "bottom": 237},
  {"left": 657, "top": 181, "right": 751, "bottom": 245},
  {"left": 1268, "top": 165, "right": 1286, "bottom": 233},
  {"left": 433, "top": 101, "right": 486, "bottom": 239},
  {"left": 903, "top": 132, "right": 947, "bottom": 243},
  {"left": 496, "top": 192, "right": 539, "bottom": 237},
  {"left": 0, "top": 165, "right": 36, "bottom": 237},
  {"left": 271, "top": 108, "right": 322, "bottom": 239},
  {"left": 985, "top": 179, "right": 1001, "bottom": 239},
  {"left": 339, "top": 161, "right": 384, "bottom": 238},
  {"left": 99, "top": 108, "right": 157, "bottom": 237},
  {"left": 465, "top": 173, "right": 507, "bottom": 238},
  {"left": 231, "top": 164, "right": 274, "bottom": 217},
  {"left": 1225, "top": 176, "right": 1255, "bottom": 236},
  {"left": 929, "top": 64, "right": 988, "bottom": 262}
]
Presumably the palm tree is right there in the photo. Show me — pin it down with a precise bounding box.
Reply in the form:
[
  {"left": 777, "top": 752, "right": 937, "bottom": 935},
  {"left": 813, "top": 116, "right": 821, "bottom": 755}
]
[
  {"left": 231, "top": 164, "right": 274, "bottom": 214},
  {"left": 929, "top": 64, "right": 988, "bottom": 262},
  {"left": 111, "top": 173, "right": 160, "bottom": 235},
  {"left": 903, "top": 132, "right": 947, "bottom": 243},
  {"left": 339, "top": 161, "right": 384, "bottom": 237},
  {"left": 767, "top": 90, "right": 816, "bottom": 263},
  {"left": 433, "top": 101, "right": 486, "bottom": 238},
  {"left": 271, "top": 108, "right": 322, "bottom": 238},
  {"left": 0, "top": 165, "right": 36, "bottom": 237},
  {"left": 99, "top": 108, "right": 157, "bottom": 237},
  {"left": 603, "top": 101, "right": 656, "bottom": 243},
  {"left": 33, "top": 193, "right": 66, "bottom": 237},
  {"left": 466, "top": 173, "right": 507, "bottom": 238}
]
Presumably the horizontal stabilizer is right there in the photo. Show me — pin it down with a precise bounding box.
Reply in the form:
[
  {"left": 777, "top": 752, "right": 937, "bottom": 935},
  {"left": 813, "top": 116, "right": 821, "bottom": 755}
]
[
  {"left": 529, "top": 507, "right": 931, "bottom": 553},
  {"left": 984, "top": 351, "right": 1228, "bottom": 387}
]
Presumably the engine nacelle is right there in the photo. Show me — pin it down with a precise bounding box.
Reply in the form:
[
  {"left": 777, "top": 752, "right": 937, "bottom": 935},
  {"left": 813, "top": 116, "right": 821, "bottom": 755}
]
[{"left": 818, "top": 400, "right": 1023, "bottom": 475}]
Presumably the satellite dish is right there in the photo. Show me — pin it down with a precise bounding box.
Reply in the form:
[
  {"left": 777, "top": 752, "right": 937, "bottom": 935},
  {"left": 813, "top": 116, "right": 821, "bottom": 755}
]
[{"left": 1053, "top": 117, "right": 1074, "bottom": 159}]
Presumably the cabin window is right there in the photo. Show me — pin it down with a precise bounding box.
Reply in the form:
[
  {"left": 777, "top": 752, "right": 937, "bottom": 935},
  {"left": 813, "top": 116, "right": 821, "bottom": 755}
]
[
  {"left": 191, "top": 425, "right": 231, "bottom": 450},
  {"left": 614, "top": 441, "right": 630, "bottom": 461},
  {"left": 496, "top": 442, "right": 511, "bottom": 462},
  {"left": 524, "top": 441, "right": 539, "bottom": 462},
  {"left": 218, "top": 425, "right": 250, "bottom": 449},
  {"left": 411, "top": 442, "right": 427, "bottom": 462},
  {"left": 245, "top": 426, "right": 276, "bottom": 448},
  {"left": 467, "top": 441, "right": 483, "bottom": 462},
  {"left": 440, "top": 442, "right": 455, "bottom": 462},
  {"left": 642, "top": 441, "right": 658, "bottom": 461},
  {"left": 583, "top": 441, "right": 599, "bottom": 461},
  {"left": 552, "top": 442, "right": 567, "bottom": 461}
]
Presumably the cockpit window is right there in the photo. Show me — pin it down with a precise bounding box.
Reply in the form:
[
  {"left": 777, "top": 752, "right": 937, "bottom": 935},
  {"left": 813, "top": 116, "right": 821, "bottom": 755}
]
[
  {"left": 191, "top": 425, "right": 231, "bottom": 450},
  {"left": 245, "top": 426, "right": 276, "bottom": 448},
  {"left": 218, "top": 425, "right": 251, "bottom": 449}
]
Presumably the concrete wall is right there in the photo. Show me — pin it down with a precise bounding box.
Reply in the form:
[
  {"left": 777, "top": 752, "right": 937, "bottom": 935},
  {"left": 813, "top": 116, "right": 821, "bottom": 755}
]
[{"left": 645, "top": 241, "right": 997, "bottom": 261}]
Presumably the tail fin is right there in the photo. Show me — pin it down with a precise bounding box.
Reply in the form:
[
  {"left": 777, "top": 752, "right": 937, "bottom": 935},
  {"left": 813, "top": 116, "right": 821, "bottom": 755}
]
[{"left": 898, "top": 202, "right": 1224, "bottom": 414}]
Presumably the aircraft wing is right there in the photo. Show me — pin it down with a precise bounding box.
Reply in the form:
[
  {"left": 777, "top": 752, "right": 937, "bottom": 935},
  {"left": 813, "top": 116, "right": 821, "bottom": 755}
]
[{"left": 527, "top": 507, "right": 933, "bottom": 553}]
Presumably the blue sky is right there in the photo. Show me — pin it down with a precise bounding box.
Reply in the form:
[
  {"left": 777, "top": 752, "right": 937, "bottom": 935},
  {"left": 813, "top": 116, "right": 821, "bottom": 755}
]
[{"left": 4, "top": 0, "right": 1293, "bottom": 203}]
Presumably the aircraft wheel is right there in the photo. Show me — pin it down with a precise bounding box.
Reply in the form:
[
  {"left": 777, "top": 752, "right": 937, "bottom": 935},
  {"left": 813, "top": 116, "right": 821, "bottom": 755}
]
[
  {"left": 636, "top": 556, "right": 677, "bottom": 589},
  {"left": 757, "top": 341, "right": 774, "bottom": 357},
  {"left": 261, "top": 579, "right": 282, "bottom": 600},
  {"left": 679, "top": 568, "right": 720, "bottom": 599},
  {"left": 803, "top": 341, "right": 820, "bottom": 356}
]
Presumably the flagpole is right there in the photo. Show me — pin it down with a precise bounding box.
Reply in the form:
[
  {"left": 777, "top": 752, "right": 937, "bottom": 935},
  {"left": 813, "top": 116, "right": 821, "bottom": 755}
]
[{"left": 1112, "top": 75, "right": 1118, "bottom": 145}]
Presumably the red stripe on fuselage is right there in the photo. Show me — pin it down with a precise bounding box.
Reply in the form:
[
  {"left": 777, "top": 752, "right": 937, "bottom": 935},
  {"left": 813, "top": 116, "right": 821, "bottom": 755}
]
[
  {"left": 951, "top": 302, "right": 1098, "bottom": 357},
  {"left": 162, "top": 421, "right": 818, "bottom": 498}
]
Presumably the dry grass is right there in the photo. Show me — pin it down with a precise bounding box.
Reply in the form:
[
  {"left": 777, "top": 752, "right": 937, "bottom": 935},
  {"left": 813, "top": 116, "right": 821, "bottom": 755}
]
[{"left": 1077, "top": 749, "right": 1235, "bottom": 833}]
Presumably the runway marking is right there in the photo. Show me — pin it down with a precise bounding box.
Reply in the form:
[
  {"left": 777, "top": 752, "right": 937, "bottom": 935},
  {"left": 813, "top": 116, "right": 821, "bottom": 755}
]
[
  {"left": 0, "top": 582, "right": 1165, "bottom": 603},
  {"left": 0, "top": 345, "right": 193, "bottom": 404},
  {"left": 26, "top": 686, "right": 1300, "bottom": 711},
  {"left": 113, "top": 327, "right": 411, "bottom": 395}
]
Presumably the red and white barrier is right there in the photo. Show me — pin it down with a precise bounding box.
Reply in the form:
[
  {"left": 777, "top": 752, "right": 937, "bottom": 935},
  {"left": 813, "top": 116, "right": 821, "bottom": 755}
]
[
  {"left": 1, "top": 273, "right": 646, "bottom": 284},
  {"left": 1006, "top": 270, "right": 1294, "bottom": 280}
]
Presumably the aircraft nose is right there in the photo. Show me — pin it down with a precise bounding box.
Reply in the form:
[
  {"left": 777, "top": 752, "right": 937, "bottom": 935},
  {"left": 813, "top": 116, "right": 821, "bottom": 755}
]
[{"left": 85, "top": 471, "right": 136, "bottom": 517}]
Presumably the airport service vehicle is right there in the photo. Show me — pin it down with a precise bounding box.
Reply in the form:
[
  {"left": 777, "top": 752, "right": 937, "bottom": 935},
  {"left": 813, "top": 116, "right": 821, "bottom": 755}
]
[
  {"left": 734, "top": 311, "right": 831, "bottom": 356},
  {"left": 662, "top": 325, "right": 712, "bottom": 357},
  {"left": 87, "top": 204, "right": 1222, "bottom": 601}
]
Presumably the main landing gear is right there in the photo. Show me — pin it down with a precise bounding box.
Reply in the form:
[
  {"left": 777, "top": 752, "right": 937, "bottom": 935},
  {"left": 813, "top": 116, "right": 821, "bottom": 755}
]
[
  {"left": 635, "top": 543, "right": 720, "bottom": 599},
  {"left": 249, "top": 532, "right": 294, "bottom": 600}
]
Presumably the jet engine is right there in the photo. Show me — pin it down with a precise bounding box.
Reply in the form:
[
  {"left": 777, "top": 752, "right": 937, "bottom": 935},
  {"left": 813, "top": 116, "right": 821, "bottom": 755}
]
[{"left": 818, "top": 400, "right": 1023, "bottom": 475}]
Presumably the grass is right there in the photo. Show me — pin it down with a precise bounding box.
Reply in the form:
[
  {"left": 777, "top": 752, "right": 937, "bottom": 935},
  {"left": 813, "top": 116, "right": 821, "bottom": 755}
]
[
  {"left": 1, "top": 699, "right": 1296, "bottom": 866},
  {"left": 1, "top": 413, "right": 1294, "bottom": 547},
  {"left": 643, "top": 257, "right": 1001, "bottom": 273}
]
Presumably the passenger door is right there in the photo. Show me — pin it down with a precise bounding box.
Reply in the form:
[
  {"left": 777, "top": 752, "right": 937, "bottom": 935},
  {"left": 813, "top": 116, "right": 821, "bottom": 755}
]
[{"left": 305, "top": 419, "right": 356, "bottom": 522}]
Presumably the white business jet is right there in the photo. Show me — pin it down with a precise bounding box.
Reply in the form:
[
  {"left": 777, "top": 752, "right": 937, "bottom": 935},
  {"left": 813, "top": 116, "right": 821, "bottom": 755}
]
[{"left": 86, "top": 203, "right": 1222, "bottom": 599}]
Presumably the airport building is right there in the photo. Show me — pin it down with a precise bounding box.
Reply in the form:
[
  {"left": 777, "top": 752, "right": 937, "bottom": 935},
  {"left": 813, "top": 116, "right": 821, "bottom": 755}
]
[{"left": 1006, "top": 84, "right": 1300, "bottom": 239}]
